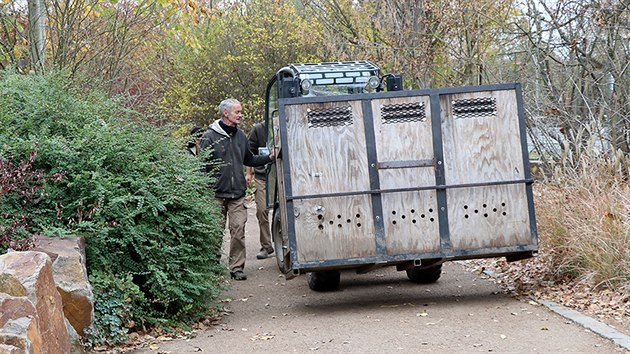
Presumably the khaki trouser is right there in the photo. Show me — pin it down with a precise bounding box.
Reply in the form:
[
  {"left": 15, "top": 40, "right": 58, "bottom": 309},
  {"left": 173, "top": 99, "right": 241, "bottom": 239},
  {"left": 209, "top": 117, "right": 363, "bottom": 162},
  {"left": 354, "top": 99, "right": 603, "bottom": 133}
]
[
  {"left": 217, "top": 196, "right": 248, "bottom": 272},
  {"left": 254, "top": 177, "right": 272, "bottom": 252}
]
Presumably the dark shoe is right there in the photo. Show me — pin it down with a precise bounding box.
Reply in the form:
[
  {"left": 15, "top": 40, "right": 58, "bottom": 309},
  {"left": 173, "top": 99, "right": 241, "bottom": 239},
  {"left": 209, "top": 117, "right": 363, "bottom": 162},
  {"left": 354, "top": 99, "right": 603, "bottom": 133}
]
[
  {"left": 230, "top": 271, "right": 247, "bottom": 280},
  {"left": 256, "top": 248, "right": 274, "bottom": 259}
]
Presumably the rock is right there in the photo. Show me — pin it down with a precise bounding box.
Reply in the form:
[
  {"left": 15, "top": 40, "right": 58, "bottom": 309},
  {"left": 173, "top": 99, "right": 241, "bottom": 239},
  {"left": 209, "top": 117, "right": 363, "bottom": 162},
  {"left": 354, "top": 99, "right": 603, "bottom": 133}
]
[
  {"left": 34, "top": 236, "right": 94, "bottom": 336},
  {"left": 65, "top": 318, "right": 85, "bottom": 354},
  {"left": 0, "top": 274, "right": 27, "bottom": 297},
  {"left": 0, "top": 316, "right": 43, "bottom": 354},
  {"left": 0, "top": 344, "right": 22, "bottom": 353},
  {"left": 0, "top": 251, "right": 71, "bottom": 354},
  {"left": 0, "top": 294, "right": 37, "bottom": 328}
]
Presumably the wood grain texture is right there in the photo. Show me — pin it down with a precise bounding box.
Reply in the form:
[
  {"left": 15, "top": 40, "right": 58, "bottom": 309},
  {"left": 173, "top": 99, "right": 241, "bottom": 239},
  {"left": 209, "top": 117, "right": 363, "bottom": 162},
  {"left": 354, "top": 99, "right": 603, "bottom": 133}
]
[
  {"left": 441, "top": 90, "right": 525, "bottom": 185},
  {"left": 447, "top": 184, "right": 532, "bottom": 249},
  {"left": 381, "top": 190, "right": 441, "bottom": 254},
  {"left": 371, "top": 96, "right": 436, "bottom": 189},
  {"left": 285, "top": 100, "right": 370, "bottom": 197},
  {"left": 292, "top": 195, "right": 376, "bottom": 261}
]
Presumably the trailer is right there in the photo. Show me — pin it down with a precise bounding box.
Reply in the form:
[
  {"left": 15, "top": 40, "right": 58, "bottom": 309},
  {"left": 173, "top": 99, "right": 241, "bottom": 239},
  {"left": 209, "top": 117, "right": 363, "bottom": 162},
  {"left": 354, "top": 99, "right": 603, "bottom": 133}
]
[{"left": 262, "top": 61, "right": 538, "bottom": 291}]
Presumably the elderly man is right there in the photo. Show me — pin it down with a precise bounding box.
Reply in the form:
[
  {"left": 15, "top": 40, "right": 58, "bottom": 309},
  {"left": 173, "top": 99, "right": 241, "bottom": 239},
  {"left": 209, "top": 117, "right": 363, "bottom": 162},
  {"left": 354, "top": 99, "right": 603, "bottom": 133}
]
[{"left": 200, "top": 98, "right": 275, "bottom": 281}]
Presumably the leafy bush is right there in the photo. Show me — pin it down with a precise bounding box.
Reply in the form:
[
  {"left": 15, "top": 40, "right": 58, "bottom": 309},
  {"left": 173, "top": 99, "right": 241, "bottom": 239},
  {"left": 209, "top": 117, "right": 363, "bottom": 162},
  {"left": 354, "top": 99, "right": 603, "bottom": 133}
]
[
  {"left": 0, "top": 71, "right": 225, "bottom": 344},
  {"left": 0, "top": 151, "right": 45, "bottom": 251}
]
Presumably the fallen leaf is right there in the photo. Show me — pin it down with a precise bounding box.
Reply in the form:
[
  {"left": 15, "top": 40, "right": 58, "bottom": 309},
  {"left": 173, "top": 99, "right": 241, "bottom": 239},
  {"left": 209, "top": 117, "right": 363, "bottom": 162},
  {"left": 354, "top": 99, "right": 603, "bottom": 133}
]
[{"left": 251, "top": 333, "right": 275, "bottom": 341}]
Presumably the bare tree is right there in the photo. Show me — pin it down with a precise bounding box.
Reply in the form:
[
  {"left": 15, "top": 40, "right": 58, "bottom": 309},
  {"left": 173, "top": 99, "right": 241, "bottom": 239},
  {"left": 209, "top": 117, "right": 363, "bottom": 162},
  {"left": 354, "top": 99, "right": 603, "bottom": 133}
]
[{"left": 515, "top": 0, "right": 629, "bottom": 169}]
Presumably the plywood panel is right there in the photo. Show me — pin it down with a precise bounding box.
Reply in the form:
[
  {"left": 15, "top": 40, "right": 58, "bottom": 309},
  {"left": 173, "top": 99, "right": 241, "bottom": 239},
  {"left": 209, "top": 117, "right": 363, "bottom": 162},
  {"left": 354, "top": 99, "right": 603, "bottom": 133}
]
[
  {"left": 284, "top": 100, "right": 370, "bottom": 197},
  {"left": 372, "top": 96, "right": 435, "bottom": 189},
  {"left": 381, "top": 190, "right": 441, "bottom": 254},
  {"left": 293, "top": 195, "right": 376, "bottom": 261},
  {"left": 447, "top": 184, "right": 532, "bottom": 249},
  {"left": 441, "top": 90, "right": 525, "bottom": 185}
]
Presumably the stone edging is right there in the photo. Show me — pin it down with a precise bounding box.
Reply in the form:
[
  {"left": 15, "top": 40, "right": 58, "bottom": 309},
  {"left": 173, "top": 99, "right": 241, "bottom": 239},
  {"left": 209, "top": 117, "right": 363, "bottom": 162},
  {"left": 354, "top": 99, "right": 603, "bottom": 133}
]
[{"left": 454, "top": 260, "right": 630, "bottom": 351}]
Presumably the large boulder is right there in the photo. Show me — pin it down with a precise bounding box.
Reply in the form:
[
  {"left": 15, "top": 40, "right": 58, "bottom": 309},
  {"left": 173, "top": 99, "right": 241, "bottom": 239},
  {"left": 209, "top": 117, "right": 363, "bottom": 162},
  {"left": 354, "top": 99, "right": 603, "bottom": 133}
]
[
  {"left": 0, "top": 274, "right": 27, "bottom": 297},
  {"left": 34, "top": 236, "right": 94, "bottom": 336},
  {"left": 0, "top": 294, "right": 43, "bottom": 353},
  {"left": 0, "top": 294, "right": 37, "bottom": 328},
  {"left": 0, "top": 251, "right": 71, "bottom": 354},
  {"left": 0, "top": 316, "right": 43, "bottom": 353}
]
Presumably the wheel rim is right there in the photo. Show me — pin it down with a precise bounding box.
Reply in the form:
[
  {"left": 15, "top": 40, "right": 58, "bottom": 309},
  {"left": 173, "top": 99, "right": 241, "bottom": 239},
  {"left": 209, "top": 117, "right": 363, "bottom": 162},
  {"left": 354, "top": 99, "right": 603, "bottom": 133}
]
[{"left": 272, "top": 208, "right": 286, "bottom": 271}]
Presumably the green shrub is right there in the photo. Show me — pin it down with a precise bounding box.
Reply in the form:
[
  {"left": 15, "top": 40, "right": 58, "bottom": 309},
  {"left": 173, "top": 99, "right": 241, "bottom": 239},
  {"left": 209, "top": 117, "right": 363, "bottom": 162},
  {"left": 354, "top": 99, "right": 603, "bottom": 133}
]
[
  {"left": 0, "top": 71, "right": 225, "bottom": 344},
  {"left": 0, "top": 151, "right": 44, "bottom": 251},
  {"left": 83, "top": 271, "right": 144, "bottom": 346}
]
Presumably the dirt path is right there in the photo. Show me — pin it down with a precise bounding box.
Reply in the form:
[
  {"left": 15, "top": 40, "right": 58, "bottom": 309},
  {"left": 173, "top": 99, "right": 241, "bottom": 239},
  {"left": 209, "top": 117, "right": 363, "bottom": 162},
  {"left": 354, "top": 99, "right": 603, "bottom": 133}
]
[{"left": 129, "top": 206, "right": 626, "bottom": 353}]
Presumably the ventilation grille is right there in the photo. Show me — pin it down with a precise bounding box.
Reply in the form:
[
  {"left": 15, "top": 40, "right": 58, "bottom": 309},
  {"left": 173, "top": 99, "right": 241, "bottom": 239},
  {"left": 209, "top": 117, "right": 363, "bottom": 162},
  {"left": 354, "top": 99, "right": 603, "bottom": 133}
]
[
  {"left": 453, "top": 97, "right": 497, "bottom": 119},
  {"left": 381, "top": 102, "right": 426, "bottom": 124},
  {"left": 307, "top": 106, "right": 353, "bottom": 128}
]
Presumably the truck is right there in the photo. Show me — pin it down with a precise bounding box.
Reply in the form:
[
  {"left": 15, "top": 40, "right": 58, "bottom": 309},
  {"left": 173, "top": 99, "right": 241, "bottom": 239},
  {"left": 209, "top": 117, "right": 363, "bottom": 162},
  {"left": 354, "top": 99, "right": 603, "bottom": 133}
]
[{"left": 261, "top": 61, "right": 538, "bottom": 291}]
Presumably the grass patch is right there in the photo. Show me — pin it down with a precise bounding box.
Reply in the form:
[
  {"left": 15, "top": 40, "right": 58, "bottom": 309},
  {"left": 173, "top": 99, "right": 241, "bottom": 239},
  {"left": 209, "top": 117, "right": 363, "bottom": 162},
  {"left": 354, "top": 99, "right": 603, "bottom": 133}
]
[{"left": 536, "top": 153, "right": 629, "bottom": 296}]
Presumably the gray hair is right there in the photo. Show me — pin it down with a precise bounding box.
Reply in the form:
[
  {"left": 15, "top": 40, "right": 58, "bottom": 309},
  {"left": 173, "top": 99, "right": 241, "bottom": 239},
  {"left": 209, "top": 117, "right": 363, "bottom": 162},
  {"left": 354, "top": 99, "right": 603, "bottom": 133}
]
[{"left": 219, "top": 98, "right": 240, "bottom": 117}]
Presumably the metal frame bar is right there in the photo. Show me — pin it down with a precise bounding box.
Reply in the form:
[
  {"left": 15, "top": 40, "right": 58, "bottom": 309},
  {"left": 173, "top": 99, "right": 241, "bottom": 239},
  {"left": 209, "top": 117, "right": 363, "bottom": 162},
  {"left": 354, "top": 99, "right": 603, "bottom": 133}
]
[{"left": 284, "top": 179, "right": 534, "bottom": 202}]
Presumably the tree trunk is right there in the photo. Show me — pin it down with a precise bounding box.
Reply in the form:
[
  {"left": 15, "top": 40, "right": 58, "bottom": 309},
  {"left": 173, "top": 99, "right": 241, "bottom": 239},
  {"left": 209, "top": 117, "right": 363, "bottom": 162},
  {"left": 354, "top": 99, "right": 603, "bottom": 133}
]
[{"left": 28, "top": 0, "right": 46, "bottom": 73}]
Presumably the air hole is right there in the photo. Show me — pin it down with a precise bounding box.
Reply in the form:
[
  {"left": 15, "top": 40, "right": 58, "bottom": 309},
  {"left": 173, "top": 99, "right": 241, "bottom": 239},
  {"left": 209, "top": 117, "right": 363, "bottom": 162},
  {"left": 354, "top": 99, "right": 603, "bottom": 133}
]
[
  {"left": 484, "top": 213, "right": 488, "bottom": 217},
  {"left": 474, "top": 209, "right": 479, "bottom": 213},
  {"left": 483, "top": 204, "right": 487, "bottom": 208},
  {"left": 317, "top": 214, "right": 324, "bottom": 220},
  {"left": 412, "top": 219, "right": 417, "bottom": 223},
  {"left": 421, "top": 214, "right": 426, "bottom": 218},
  {"left": 464, "top": 205, "right": 468, "bottom": 209},
  {"left": 465, "top": 215, "right": 469, "bottom": 219},
  {"left": 338, "top": 224, "right": 342, "bottom": 228},
  {"left": 392, "top": 210, "right": 397, "bottom": 215},
  {"left": 401, "top": 215, "right": 406, "bottom": 219},
  {"left": 337, "top": 214, "right": 342, "bottom": 219},
  {"left": 357, "top": 223, "right": 362, "bottom": 227},
  {"left": 346, "top": 219, "right": 351, "bottom": 223},
  {"left": 329, "top": 220, "right": 334, "bottom": 225},
  {"left": 501, "top": 202, "right": 506, "bottom": 207},
  {"left": 318, "top": 225, "right": 324, "bottom": 230},
  {"left": 502, "top": 212, "right": 507, "bottom": 216},
  {"left": 411, "top": 209, "right": 415, "bottom": 213},
  {"left": 429, "top": 208, "right": 433, "bottom": 213},
  {"left": 493, "top": 208, "right": 497, "bottom": 212},
  {"left": 356, "top": 213, "right": 361, "bottom": 218},
  {"left": 430, "top": 218, "right": 435, "bottom": 222},
  {"left": 392, "top": 220, "right": 397, "bottom": 225}
]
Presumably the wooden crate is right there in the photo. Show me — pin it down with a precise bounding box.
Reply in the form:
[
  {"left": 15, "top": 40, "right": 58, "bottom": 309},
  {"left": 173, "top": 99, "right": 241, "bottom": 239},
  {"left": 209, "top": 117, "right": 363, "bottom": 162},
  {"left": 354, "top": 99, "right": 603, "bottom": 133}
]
[{"left": 276, "top": 84, "right": 537, "bottom": 270}]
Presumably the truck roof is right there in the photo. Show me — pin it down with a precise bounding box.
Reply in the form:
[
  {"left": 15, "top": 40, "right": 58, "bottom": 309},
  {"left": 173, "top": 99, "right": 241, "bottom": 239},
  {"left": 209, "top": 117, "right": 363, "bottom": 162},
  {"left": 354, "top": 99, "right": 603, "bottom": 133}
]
[{"left": 288, "top": 61, "right": 380, "bottom": 87}]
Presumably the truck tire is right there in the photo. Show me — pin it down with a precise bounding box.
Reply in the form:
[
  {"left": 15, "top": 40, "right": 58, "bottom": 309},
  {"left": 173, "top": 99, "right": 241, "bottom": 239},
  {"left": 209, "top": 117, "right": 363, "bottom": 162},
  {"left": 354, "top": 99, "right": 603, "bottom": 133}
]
[
  {"left": 307, "top": 271, "right": 341, "bottom": 291},
  {"left": 272, "top": 207, "right": 290, "bottom": 274},
  {"left": 406, "top": 264, "right": 442, "bottom": 284}
]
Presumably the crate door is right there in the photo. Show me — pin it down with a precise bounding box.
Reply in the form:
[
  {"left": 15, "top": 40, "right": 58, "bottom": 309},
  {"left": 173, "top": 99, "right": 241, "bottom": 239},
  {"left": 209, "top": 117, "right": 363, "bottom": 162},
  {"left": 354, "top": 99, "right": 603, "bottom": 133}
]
[
  {"left": 283, "top": 100, "right": 376, "bottom": 261},
  {"left": 440, "top": 89, "right": 534, "bottom": 250},
  {"left": 371, "top": 96, "right": 441, "bottom": 255}
]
